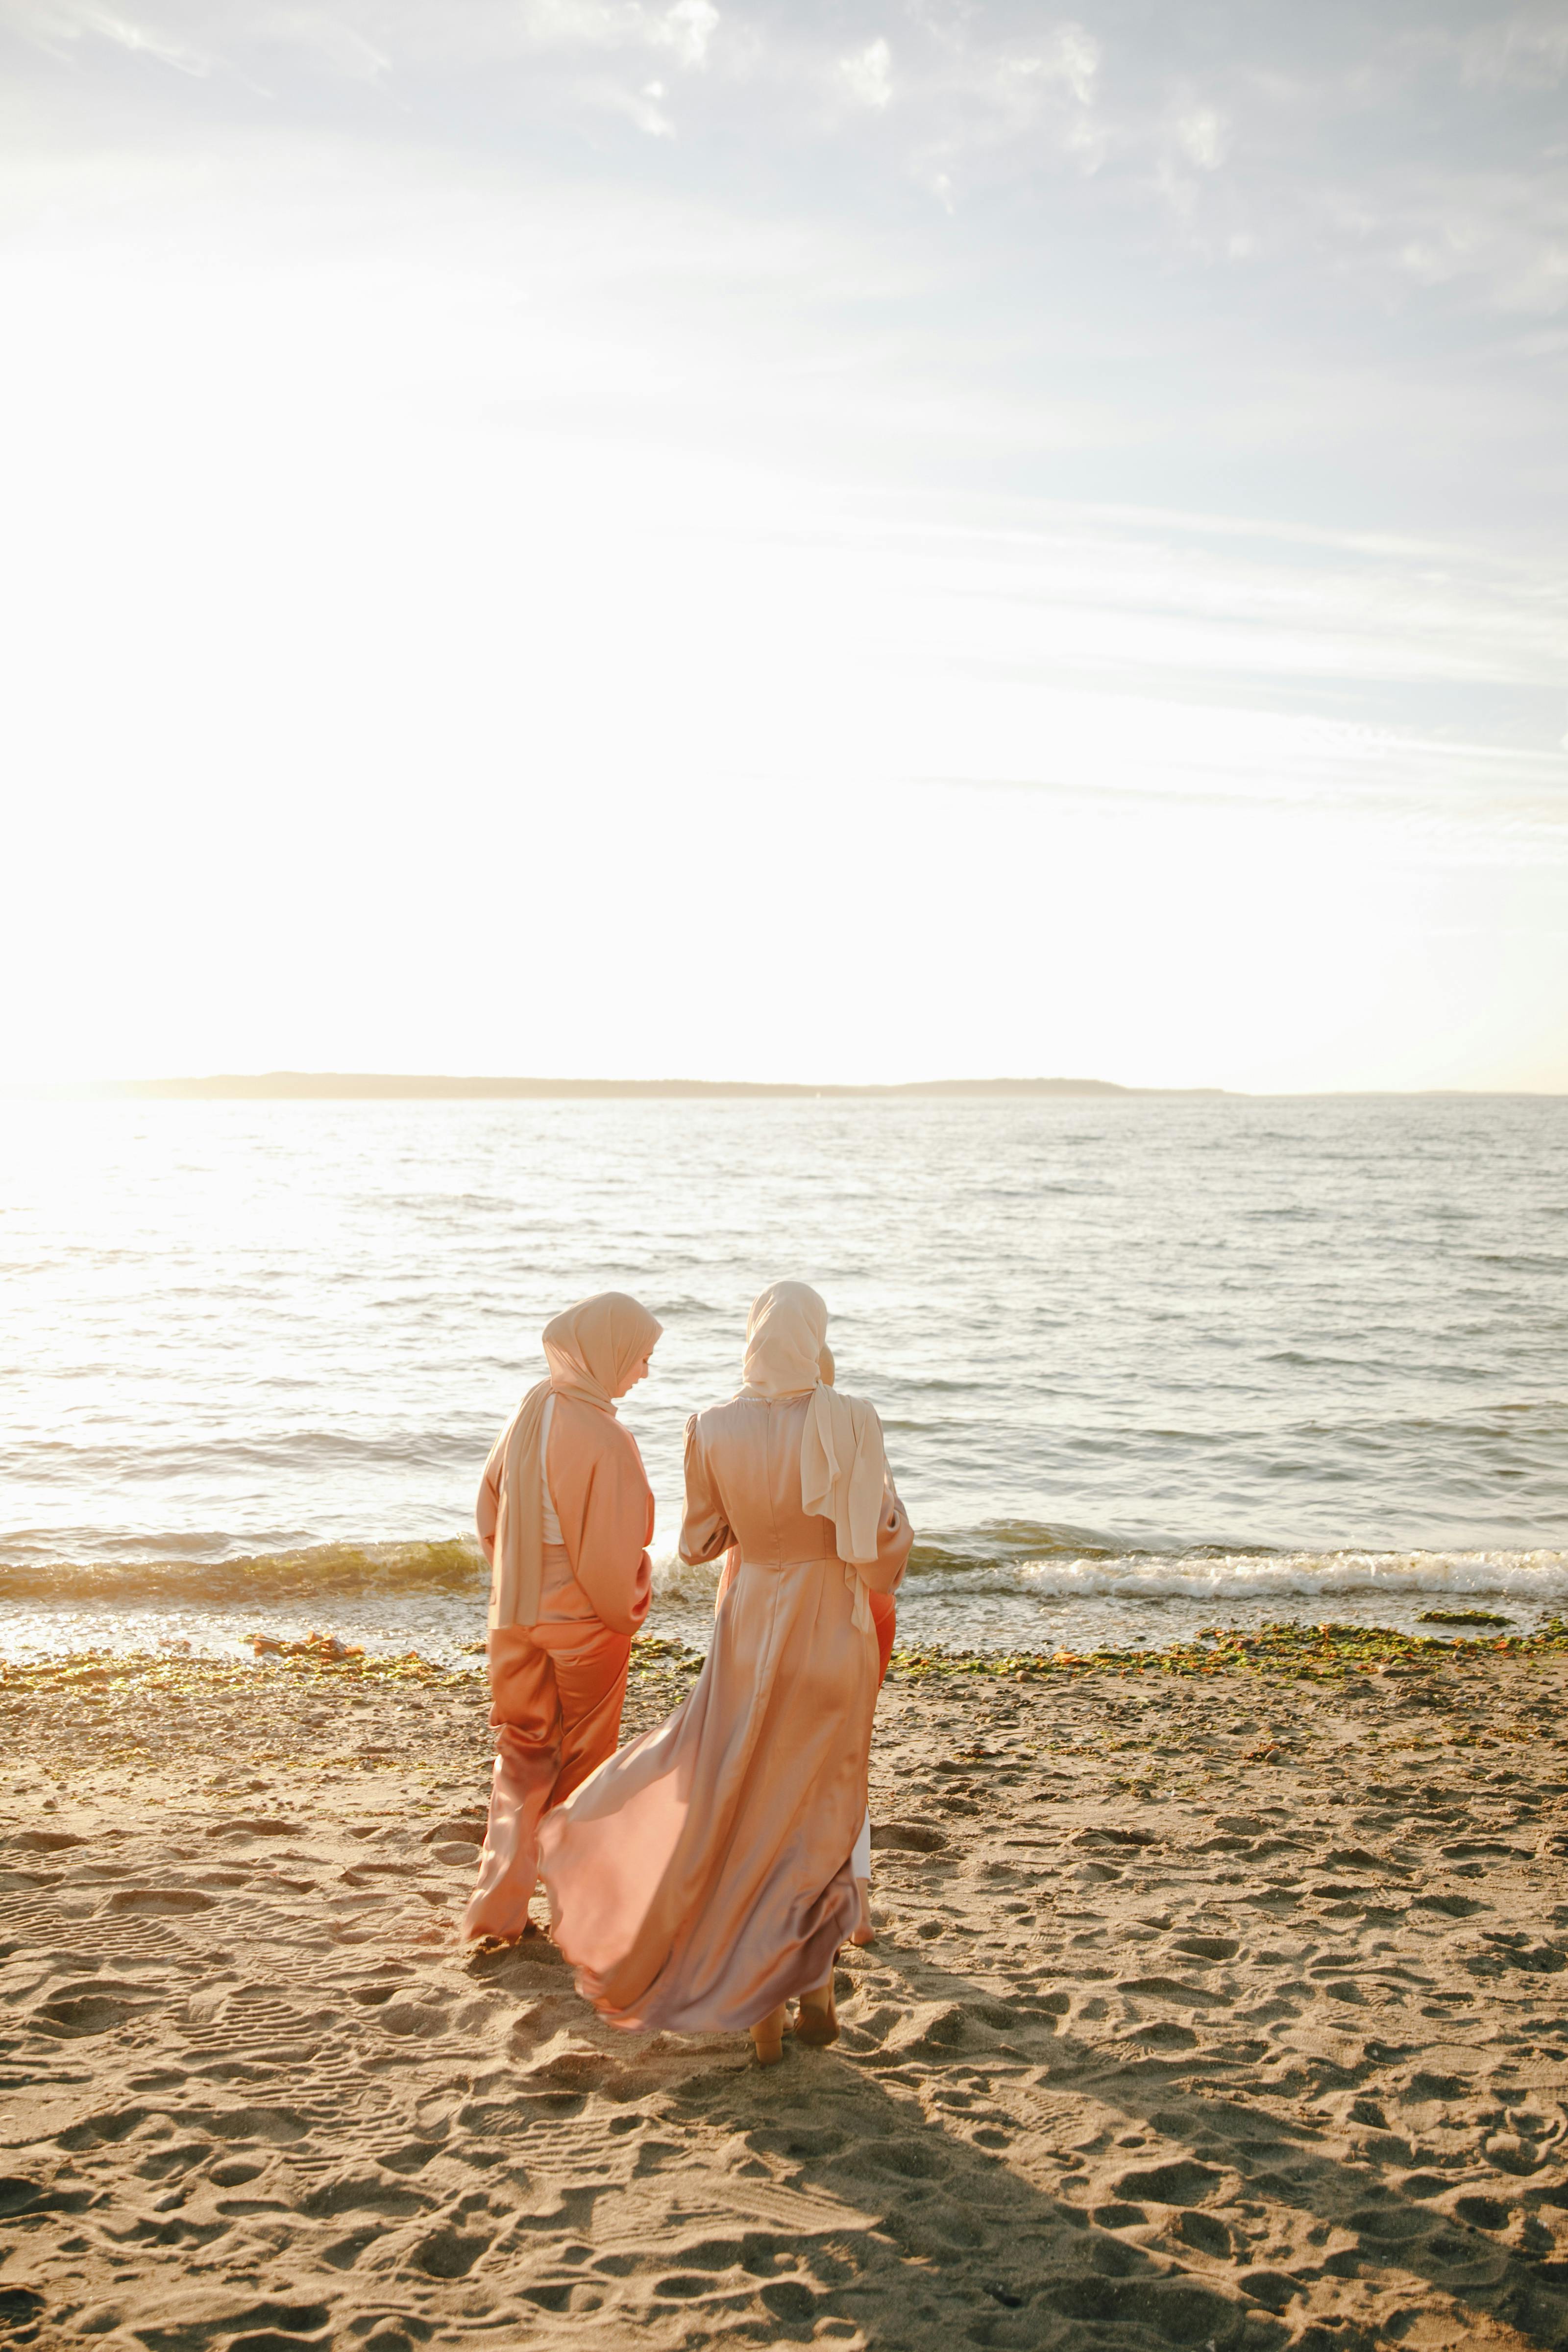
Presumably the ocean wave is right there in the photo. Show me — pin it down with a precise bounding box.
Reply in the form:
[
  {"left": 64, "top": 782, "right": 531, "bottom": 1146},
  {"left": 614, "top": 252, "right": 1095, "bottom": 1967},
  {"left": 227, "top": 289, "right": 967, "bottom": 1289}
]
[
  {"left": 655, "top": 1538, "right": 1568, "bottom": 1611},
  {"left": 5, "top": 1536, "right": 1567, "bottom": 1616},
  {"left": 0, "top": 1540, "right": 486, "bottom": 1604},
  {"left": 649, "top": 1551, "right": 721, "bottom": 1607},
  {"left": 910, "top": 1521, "right": 1125, "bottom": 1569},
  {"left": 1006, "top": 1547, "right": 1568, "bottom": 1603},
  {"left": 2, "top": 1540, "right": 728, "bottom": 1612}
]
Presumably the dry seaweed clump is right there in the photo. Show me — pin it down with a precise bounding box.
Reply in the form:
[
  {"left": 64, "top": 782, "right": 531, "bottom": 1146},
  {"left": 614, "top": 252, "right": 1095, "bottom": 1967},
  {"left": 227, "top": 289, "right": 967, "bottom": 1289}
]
[
  {"left": 249, "top": 1628, "right": 365, "bottom": 1660},
  {"left": 629, "top": 1633, "right": 705, "bottom": 1675},
  {"left": 887, "top": 1613, "right": 1568, "bottom": 1684}
]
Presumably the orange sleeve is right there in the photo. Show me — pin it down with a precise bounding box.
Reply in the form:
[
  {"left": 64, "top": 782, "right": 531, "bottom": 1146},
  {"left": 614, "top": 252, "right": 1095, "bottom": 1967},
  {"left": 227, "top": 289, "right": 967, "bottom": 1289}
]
[
  {"left": 856, "top": 1478, "right": 914, "bottom": 1597},
  {"left": 550, "top": 1399, "right": 655, "bottom": 1637},
  {"left": 678, "top": 1414, "right": 735, "bottom": 1568},
  {"left": 869, "top": 1588, "right": 898, "bottom": 1685}
]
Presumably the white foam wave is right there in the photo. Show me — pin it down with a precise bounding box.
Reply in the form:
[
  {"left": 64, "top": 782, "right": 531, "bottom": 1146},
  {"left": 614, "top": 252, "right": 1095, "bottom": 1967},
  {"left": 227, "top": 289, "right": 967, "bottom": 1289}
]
[
  {"left": 655, "top": 1543, "right": 1568, "bottom": 1611},
  {"left": 649, "top": 1549, "right": 721, "bottom": 1608},
  {"left": 1009, "top": 1548, "right": 1568, "bottom": 1604},
  {"left": 657, "top": 1542, "right": 1568, "bottom": 1607}
]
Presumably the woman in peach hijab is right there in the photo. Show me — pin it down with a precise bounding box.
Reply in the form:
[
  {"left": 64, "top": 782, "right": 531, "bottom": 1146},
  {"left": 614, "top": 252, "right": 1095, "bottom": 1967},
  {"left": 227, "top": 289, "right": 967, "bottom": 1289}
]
[
  {"left": 463, "top": 1291, "right": 661, "bottom": 1944},
  {"left": 539, "top": 1279, "right": 912, "bottom": 2062}
]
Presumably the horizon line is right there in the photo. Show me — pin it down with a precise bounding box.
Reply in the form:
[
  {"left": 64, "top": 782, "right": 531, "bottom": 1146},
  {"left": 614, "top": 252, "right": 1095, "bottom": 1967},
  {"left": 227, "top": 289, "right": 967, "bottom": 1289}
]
[
  {"left": 33, "top": 1071, "right": 1212, "bottom": 1102},
  {"left": 8, "top": 1071, "right": 1565, "bottom": 1102}
]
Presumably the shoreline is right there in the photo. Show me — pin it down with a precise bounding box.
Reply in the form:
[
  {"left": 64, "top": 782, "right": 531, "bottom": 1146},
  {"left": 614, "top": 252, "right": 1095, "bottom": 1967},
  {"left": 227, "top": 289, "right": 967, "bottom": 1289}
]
[
  {"left": 6, "top": 1577, "right": 1567, "bottom": 1682},
  {"left": 5, "top": 1634, "right": 1568, "bottom": 2348},
  {"left": 9, "top": 1618, "right": 1568, "bottom": 1693}
]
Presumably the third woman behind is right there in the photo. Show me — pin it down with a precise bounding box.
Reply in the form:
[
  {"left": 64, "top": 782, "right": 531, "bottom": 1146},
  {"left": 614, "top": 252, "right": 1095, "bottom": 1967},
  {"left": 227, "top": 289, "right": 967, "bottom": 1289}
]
[{"left": 539, "top": 1280, "right": 912, "bottom": 2062}]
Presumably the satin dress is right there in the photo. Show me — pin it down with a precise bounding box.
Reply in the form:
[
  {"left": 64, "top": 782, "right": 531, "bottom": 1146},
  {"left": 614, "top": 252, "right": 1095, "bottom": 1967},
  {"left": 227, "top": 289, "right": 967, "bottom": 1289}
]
[
  {"left": 463, "top": 1394, "right": 654, "bottom": 1942},
  {"left": 539, "top": 1389, "right": 912, "bottom": 2032}
]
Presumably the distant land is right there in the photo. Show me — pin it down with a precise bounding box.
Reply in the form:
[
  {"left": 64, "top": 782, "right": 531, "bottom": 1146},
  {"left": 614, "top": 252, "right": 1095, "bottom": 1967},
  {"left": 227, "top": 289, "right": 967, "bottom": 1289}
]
[{"left": 84, "top": 1072, "right": 1227, "bottom": 1101}]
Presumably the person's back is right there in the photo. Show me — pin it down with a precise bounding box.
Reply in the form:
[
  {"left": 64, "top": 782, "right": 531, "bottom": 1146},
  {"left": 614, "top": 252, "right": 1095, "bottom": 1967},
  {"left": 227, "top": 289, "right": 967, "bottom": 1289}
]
[
  {"left": 687, "top": 1393, "right": 832, "bottom": 1564},
  {"left": 684, "top": 1387, "right": 911, "bottom": 1630}
]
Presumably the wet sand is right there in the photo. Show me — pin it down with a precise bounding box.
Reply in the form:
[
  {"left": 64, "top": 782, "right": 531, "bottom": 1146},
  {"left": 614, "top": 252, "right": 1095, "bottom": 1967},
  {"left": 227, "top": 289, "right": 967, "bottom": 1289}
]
[{"left": 3, "top": 1632, "right": 1568, "bottom": 2352}]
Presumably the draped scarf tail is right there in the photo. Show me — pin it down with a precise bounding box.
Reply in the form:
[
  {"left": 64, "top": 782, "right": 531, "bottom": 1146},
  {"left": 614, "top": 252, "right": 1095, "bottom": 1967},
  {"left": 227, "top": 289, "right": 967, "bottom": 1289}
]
[{"left": 739, "top": 1279, "right": 889, "bottom": 1630}]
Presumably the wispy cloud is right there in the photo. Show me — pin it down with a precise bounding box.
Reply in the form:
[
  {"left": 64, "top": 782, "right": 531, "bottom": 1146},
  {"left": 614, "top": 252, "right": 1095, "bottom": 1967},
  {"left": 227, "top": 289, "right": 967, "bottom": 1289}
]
[
  {"left": 1173, "top": 105, "right": 1226, "bottom": 172},
  {"left": 9, "top": 0, "right": 213, "bottom": 74},
  {"left": 837, "top": 34, "right": 892, "bottom": 112},
  {"left": 8, "top": 0, "right": 1565, "bottom": 321},
  {"left": 515, "top": 0, "right": 721, "bottom": 67},
  {"left": 1451, "top": 12, "right": 1568, "bottom": 89}
]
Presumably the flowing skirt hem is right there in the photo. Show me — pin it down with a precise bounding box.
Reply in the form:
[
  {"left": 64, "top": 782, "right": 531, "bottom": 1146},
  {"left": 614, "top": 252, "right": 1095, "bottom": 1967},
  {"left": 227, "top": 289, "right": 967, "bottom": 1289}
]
[{"left": 560, "top": 1864, "right": 857, "bottom": 2034}]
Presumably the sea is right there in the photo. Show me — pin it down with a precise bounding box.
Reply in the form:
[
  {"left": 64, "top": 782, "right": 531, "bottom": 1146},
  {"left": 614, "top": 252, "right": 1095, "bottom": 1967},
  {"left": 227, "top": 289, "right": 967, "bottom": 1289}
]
[{"left": 2, "top": 1092, "right": 1564, "bottom": 1666}]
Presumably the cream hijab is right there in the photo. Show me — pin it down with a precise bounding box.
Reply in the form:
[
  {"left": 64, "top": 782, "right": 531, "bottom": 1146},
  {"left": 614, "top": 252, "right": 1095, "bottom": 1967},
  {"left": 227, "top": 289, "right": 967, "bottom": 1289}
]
[
  {"left": 490, "top": 1291, "right": 662, "bottom": 1631},
  {"left": 740, "top": 1281, "right": 888, "bottom": 1623}
]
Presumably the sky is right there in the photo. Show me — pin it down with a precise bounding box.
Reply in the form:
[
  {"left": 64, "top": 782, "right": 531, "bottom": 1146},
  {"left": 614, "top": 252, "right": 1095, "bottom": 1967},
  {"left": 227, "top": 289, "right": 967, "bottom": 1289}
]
[{"left": 1, "top": 0, "right": 1565, "bottom": 1091}]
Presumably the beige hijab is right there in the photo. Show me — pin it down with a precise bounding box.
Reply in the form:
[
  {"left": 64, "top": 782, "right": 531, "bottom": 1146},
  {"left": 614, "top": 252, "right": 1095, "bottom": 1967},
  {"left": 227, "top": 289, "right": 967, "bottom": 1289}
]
[
  {"left": 490, "top": 1292, "right": 662, "bottom": 1631},
  {"left": 740, "top": 1281, "right": 888, "bottom": 1624}
]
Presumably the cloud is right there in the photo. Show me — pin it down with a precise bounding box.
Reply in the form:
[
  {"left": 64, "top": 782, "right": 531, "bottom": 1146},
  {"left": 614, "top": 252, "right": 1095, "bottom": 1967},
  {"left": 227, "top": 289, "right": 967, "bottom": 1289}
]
[
  {"left": 884, "top": 20, "right": 1106, "bottom": 194},
  {"left": 837, "top": 35, "right": 892, "bottom": 111},
  {"left": 7, "top": 3, "right": 1566, "bottom": 326},
  {"left": 260, "top": 8, "right": 391, "bottom": 81},
  {"left": 1175, "top": 105, "right": 1226, "bottom": 170},
  {"left": 507, "top": 0, "right": 720, "bottom": 67},
  {"left": 1455, "top": 13, "right": 1568, "bottom": 88},
  {"left": 656, "top": 0, "right": 718, "bottom": 69},
  {"left": 601, "top": 77, "right": 676, "bottom": 134},
  {"left": 11, "top": 0, "right": 212, "bottom": 74},
  {"left": 1051, "top": 22, "right": 1099, "bottom": 109}
]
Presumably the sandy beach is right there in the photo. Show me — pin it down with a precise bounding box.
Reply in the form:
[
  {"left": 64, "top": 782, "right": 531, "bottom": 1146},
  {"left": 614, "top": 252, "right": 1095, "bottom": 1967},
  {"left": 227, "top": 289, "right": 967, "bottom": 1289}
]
[{"left": 4, "top": 1629, "right": 1568, "bottom": 2352}]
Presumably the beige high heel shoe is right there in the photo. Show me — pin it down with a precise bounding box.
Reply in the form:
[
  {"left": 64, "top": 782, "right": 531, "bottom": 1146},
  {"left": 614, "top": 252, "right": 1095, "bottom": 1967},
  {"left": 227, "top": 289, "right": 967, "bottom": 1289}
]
[
  {"left": 794, "top": 1976, "right": 839, "bottom": 2048},
  {"left": 750, "top": 2003, "right": 787, "bottom": 2066}
]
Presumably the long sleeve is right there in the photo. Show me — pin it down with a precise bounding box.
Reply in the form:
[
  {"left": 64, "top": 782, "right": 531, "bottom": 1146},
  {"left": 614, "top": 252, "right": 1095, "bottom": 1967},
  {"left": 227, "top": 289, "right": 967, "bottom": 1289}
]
[
  {"left": 678, "top": 1414, "right": 735, "bottom": 1567},
  {"left": 855, "top": 1477, "right": 914, "bottom": 1596},
  {"left": 549, "top": 1399, "right": 656, "bottom": 1637}
]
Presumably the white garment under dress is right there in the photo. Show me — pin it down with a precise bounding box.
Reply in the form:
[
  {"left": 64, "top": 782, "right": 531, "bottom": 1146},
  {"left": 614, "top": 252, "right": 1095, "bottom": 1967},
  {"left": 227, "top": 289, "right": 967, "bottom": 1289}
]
[
  {"left": 852, "top": 1806, "right": 871, "bottom": 1881},
  {"left": 539, "top": 1394, "right": 563, "bottom": 1546}
]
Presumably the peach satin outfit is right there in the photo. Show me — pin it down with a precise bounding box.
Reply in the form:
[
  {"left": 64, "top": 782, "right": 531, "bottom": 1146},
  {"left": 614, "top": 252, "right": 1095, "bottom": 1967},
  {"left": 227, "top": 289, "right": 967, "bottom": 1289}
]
[
  {"left": 540, "top": 1375, "right": 912, "bottom": 2033},
  {"left": 870, "top": 1590, "right": 897, "bottom": 1683},
  {"left": 463, "top": 1296, "right": 658, "bottom": 1943}
]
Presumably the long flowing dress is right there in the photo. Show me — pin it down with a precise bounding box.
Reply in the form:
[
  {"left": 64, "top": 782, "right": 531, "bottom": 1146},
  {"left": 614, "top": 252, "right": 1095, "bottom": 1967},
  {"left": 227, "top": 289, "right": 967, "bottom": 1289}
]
[
  {"left": 538, "top": 1390, "right": 912, "bottom": 2031},
  {"left": 463, "top": 1394, "right": 654, "bottom": 1942}
]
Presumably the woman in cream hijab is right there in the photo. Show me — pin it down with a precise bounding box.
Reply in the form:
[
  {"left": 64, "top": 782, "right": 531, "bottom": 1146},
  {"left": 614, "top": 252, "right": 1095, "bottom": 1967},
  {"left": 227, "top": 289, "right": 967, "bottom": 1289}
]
[
  {"left": 539, "top": 1280, "right": 912, "bottom": 2062},
  {"left": 463, "top": 1290, "right": 662, "bottom": 1943}
]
